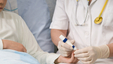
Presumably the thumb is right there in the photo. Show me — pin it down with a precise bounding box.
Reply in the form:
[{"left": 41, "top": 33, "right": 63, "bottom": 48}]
[
  {"left": 70, "top": 51, "right": 79, "bottom": 63},
  {"left": 70, "top": 51, "right": 75, "bottom": 62},
  {"left": 23, "top": 47, "right": 27, "bottom": 52}
]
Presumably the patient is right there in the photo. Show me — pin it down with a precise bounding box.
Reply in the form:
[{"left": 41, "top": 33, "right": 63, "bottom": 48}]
[{"left": 0, "top": 0, "right": 78, "bottom": 64}]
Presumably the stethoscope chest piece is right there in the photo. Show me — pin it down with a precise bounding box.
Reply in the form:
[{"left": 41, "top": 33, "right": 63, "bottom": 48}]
[{"left": 94, "top": 17, "right": 103, "bottom": 24}]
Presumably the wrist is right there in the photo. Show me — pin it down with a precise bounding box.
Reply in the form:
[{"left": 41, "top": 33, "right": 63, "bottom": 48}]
[
  {"left": 2, "top": 39, "right": 8, "bottom": 49},
  {"left": 54, "top": 56, "right": 61, "bottom": 63},
  {"left": 97, "top": 45, "right": 110, "bottom": 58}
]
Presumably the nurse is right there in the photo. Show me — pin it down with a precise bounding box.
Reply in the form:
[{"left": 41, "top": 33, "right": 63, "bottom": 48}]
[
  {"left": 50, "top": 0, "right": 113, "bottom": 64},
  {"left": 0, "top": 0, "right": 78, "bottom": 64}
]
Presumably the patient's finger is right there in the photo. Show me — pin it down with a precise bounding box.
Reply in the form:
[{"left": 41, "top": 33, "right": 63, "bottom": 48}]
[{"left": 23, "top": 47, "right": 27, "bottom": 52}]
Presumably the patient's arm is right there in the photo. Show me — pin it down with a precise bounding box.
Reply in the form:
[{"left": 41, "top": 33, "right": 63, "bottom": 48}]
[{"left": 2, "top": 39, "right": 27, "bottom": 52}]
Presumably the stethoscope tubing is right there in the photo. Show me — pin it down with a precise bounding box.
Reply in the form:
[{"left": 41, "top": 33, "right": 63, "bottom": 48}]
[{"left": 75, "top": 0, "right": 89, "bottom": 26}]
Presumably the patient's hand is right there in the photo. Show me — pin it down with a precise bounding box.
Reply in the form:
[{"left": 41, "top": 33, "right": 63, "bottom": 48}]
[
  {"left": 55, "top": 51, "right": 78, "bottom": 63},
  {"left": 2, "top": 40, "right": 27, "bottom": 52}
]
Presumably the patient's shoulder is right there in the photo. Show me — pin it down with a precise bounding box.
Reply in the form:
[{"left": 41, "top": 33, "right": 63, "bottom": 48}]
[{"left": 2, "top": 11, "right": 21, "bottom": 19}]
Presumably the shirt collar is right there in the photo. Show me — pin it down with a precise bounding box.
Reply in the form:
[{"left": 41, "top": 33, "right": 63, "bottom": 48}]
[{"left": 81, "top": 0, "right": 97, "bottom": 8}]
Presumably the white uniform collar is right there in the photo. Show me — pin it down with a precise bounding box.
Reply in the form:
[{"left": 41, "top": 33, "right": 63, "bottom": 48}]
[{"left": 81, "top": 0, "right": 97, "bottom": 8}]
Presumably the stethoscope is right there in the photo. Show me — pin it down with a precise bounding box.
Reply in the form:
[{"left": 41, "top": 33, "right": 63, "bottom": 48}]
[{"left": 75, "top": 0, "right": 108, "bottom": 26}]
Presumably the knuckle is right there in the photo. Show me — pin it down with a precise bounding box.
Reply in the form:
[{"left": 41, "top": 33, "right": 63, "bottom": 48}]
[
  {"left": 62, "top": 48, "right": 66, "bottom": 51},
  {"left": 83, "top": 54, "right": 86, "bottom": 57},
  {"left": 20, "top": 46, "right": 25, "bottom": 50},
  {"left": 89, "top": 47, "right": 93, "bottom": 51},
  {"left": 59, "top": 40, "right": 63, "bottom": 44},
  {"left": 68, "top": 60, "right": 74, "bottom": 63},
  {"left": 84, "top": 58, "right": 87, "bottom": 61},
  {"left": 62, "top": 43, "right": 66, "bottom": 47},
  {"left": 91, "top": 53, "right": 95, "bottom": 56},
  {"left": 86, "top": 53, "right": 89, "bottom": 57},
  {"left": 68, "top": 60, "right": 72, "bottom": 63},
  {"left": 62, "top": 54, "right": 68, "bottom": 57},
  {"left": 20, "top": 47, "right": 24, "bottom": 50}
]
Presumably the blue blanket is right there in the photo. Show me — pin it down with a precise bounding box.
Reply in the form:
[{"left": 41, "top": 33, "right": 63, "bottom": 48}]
[{"left": 0, "top": 49, "right": 40, "bottom": 64}]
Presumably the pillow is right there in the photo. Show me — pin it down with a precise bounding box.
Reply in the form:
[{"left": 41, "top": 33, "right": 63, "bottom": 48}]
[{"left": 17, "top": 0, "right": 54, "bottom": 53}]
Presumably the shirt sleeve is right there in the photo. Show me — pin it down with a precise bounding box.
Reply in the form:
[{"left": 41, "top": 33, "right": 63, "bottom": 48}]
[
  {"left": 50, "top": 0, "right": 69, "bottom": 30},
  {"left": 17, "top": 16, "right": 60, "bottom": 64},
  {"left": 0, "top": 39, "right": 3, "bottom": 50}
]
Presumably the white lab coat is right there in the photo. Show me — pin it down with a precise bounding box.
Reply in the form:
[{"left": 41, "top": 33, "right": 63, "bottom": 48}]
[
  {"left": 50, "top": 0, "right": 113, "bottom": 64},
  {"left": 0, "top": 11, "right": 60, "bottom": 64}
]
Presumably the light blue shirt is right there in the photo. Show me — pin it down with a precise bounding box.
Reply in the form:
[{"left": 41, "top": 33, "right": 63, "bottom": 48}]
[{"left": 17, "top": 0, "right": 54, "bottom": 53}]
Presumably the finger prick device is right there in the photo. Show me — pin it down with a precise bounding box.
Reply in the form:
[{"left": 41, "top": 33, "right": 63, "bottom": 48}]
[{"left": 59, "top": 35, "right": 76, "bottom": 50}]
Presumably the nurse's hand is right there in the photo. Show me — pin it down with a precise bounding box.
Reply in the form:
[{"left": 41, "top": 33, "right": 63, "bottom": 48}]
[
  {"left": 74, "top": 45, "right": 110, "bottom": 64},
  {"left": 55, "top": 52, "right": 78, "bottom": 63},
  {"left": 58, "top": 40, "right": 75, "bottom": 57},
  {"left": 2, "top": 39, "right": 27, "bottom": 52}
]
